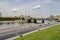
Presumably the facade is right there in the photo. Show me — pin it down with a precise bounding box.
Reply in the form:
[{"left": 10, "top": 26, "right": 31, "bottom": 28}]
[{"left": 50, "top": 15, "right": 60, "bottom": 20}]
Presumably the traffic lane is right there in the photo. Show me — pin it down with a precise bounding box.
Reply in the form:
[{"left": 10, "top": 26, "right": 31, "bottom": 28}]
[
  {"left": 0, "top": 23, "right": 52, "bottom": 36},
  {"left": 0, "top": 24, "right": 40, "bottom": 36},
  {"left": 0, "top": 25, "right": 40, "bottom": 40},
  {"left": 0, "top": 23, "right": 56, "bottom": 40},
  {"left": 0, "top": 22, "right": 56, "bottom": 35},
  {"left": 0, "top": 25, "right": 39, "bottom": 36},
  {"left": 0, "top": 22, "right": 57, "bottom": 40}
]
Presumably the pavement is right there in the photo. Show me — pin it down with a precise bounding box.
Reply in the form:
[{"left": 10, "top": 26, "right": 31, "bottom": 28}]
[
  {"left": 5, "top": 22, "right": 60, "bottom": 40},
  {"left": 0, "top": 21, "right": 59, "bottom": 40}
]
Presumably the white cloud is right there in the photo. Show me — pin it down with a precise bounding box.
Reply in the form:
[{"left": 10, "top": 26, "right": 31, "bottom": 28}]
[
  {"left": 10, "top": 8, "right": 21, "bottom": 12},
  {"left": 12, "top": 8, "right": 17, "bottom": 11},
  {"left": 32, "top": 5, "right": 41, "bottom": 10}
]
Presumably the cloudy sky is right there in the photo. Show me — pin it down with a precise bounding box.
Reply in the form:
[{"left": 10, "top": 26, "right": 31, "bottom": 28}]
[{"left": 0, "top": 0, "right": 60, "bottom": 17}]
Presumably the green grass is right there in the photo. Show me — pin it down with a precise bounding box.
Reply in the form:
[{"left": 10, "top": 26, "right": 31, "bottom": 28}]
[{"left": 14, "top": 24, "right": 60, "bottom": 40}]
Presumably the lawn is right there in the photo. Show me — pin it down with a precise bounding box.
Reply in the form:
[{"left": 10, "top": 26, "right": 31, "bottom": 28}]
[{"left": 14, "top": 24, "right": 60, "bottom": 40}]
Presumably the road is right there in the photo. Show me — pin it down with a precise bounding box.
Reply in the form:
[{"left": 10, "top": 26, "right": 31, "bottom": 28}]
[{"left": 0, "top": 22, "right": 59, "bottom": 40}]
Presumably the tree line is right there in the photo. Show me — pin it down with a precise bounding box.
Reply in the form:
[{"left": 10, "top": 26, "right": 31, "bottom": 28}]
[{"left": 0, "top": 17, "right": 20, "bottom": 21}]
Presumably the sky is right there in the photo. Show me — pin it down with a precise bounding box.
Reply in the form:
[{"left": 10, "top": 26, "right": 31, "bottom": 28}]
[{"left": 0, "top": 0, "right": 60, "bottom": 17}]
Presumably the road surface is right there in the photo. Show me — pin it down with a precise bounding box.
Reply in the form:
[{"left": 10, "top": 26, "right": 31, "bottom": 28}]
[{"left": 0, "top": 22, "right": 59, "bottom": 40}]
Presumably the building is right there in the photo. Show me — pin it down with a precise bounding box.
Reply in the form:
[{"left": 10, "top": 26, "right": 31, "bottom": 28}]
[{"left": 50, "top": 15, "right": 60, "bottom": 20}]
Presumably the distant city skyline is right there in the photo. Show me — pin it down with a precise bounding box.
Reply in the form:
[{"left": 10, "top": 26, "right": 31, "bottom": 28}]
[{"left": 0, "top": 0, "right": 60, "bottom": 17}]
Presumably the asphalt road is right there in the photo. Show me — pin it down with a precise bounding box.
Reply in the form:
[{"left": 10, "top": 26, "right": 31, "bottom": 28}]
[{"left": 0, "top": 22, "right": 59, "bottom": 40}]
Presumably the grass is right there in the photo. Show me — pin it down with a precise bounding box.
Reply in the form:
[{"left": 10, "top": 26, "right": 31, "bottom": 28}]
[{"left": 14, "top": 24, "right": 60, "bottom": 40}]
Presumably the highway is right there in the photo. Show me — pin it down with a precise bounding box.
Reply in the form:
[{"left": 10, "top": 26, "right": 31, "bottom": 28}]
[{"left": 0, "top": 22, "right": 59, "bottom": 40}]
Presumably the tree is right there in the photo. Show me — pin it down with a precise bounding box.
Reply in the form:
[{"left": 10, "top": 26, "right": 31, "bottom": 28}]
[{"left": 21, "top": 17, "right": 25, "bottom": 20}]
